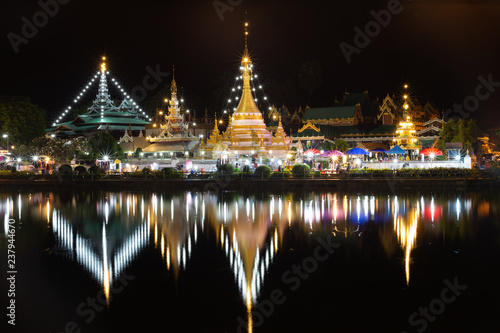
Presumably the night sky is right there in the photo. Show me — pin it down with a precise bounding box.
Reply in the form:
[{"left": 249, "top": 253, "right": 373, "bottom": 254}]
[{"left": 1, "top": 0, "right": 499, "bottom": 129}]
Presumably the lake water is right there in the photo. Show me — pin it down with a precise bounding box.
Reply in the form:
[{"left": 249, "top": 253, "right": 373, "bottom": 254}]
[{"left": 1, "top": 188, "right": 500, "bottom": 332}]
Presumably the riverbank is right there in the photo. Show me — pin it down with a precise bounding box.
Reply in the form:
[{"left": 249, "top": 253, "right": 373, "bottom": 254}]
[{"left": 0, "top": 177, "right": 494, "bottom": 192}]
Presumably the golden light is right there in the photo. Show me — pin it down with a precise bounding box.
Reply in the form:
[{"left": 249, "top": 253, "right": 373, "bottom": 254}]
[
  {"left": 245, "top": 22, "right": 248, "bottom": 27},
  {"left": 164, "top": 98, "right": 169, "bottom": 103},
  {"left": 404, "top": 84, "right": 408, "bottom": 89},
  {"left": 159, "top": 111, "right": 163, "bottom": 115},
  {"left": 219, "top": 120, "right": 223, "bottom": 124},
  {"left": 243, "top": 57, "right": 249, "bottom": 63},
  {"left": 102, "top": 56, "right": 106, "bottom": 61},
  {"left": 404, "top": 104, "right": 409, "bottom": 110},
  {"left": 404, "top": 95, "right": 408, "bottom": 99},
  {"left": 153, "top": 124, "right": 157, "bottom": 127}
]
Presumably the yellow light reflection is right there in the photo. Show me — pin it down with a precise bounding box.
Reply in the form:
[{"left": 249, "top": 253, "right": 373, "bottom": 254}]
[
  {"left": 166, "top": 245, "right": 171, "bottom": 270},
  {"left": 394, "top": 202, "right": 419, "bottom": 285},
  {"left": 246, "top": 283, "right": 253, "bottom": 333},
  {"left": 46, "top": 200, "right": 50, "bottom": 224}
]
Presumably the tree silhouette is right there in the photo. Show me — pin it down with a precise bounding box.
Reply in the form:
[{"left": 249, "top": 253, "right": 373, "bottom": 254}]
[{"left": 298, "top": 60, "right": 323, "bottom": 105}]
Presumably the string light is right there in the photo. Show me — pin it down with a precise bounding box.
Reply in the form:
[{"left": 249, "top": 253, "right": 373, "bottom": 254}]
[
  {"left": 220, "top": 59, "right": 275, "bottom": 124},
  {"left": 52, "top": 74, "right": 99, "bottom": 126},
  {"left": 110, "top": 75, "right": 152, "bottom": 121}
]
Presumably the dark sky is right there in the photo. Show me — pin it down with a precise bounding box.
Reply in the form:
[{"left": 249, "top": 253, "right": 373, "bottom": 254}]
[{"left": 1, "top": 0, "right": 499, "bottom": 129}]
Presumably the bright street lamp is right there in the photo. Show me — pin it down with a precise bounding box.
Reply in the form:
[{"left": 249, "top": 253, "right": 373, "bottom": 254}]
[{"left": 2, "top": 134, "right": 8, "bottom": 153}]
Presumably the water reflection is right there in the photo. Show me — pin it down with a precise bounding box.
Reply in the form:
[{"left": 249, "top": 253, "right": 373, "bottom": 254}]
[{"left": 0, "top": 190, "right": 494, "bottom": 329}]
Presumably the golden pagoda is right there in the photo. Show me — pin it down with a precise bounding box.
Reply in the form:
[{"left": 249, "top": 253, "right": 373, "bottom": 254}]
[
  {"left": 393, "top": 84, "right": 422, "bottom": 152},
  {"left": 204, "top": 21, "right": 290, "bottom": 158}
]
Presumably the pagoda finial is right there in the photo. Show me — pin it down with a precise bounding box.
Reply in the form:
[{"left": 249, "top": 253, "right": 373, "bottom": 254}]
[
  {"left": 402, "top": 83, "right": 410, "bottom": 118},
  {"left": 101, "top": 56, "right": 107, "bottom": 74},
  {"left": 244, "top": 11, "right": 249, "bottom": 56}
]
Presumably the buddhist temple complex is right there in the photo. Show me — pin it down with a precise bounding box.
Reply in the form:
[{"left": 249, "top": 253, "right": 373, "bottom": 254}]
[{"left": 40, "top": 22, "right": 458, "bottom": 168}]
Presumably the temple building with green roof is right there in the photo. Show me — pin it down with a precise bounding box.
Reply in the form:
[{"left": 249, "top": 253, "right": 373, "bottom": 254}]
[
  {"left": 292, "top": 87, "right": 443, "bottom": 150},
  {"left": 45, "top": 58, "right": 150, "bottom": 139}
]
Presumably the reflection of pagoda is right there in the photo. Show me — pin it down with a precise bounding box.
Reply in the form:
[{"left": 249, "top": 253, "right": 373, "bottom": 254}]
[
  {"left": 393, "top": 197, "right": 419, "bottom": 286},
  {"left": 209, "top": 193, "right": 284, "bottom": 333},
  {"left": 204, "top": 21, "right": 290, "bottom": 158},
  {"left": 48, "top": 198, "right": 150, "bottom": 305}
]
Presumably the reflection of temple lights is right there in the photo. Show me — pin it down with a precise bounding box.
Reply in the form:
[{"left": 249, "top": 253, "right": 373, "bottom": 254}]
[
  {"left": 10, "top": 190, "right": 478, "bottom": 324},
  {"left": 46, "top": 200, "right": 50, "bottom": 224},
  {"left": 431, "top": 197, "right": 435, "bottom": 222},
  {"left": 394, "top": 201, "right": 419, "bottom": 285}
]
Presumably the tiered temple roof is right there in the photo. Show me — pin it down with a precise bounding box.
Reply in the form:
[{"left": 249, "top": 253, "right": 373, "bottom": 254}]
[
  {"left": 119, "top": 75, "right": 199, "bottom": 154},
  {"left": 46, "top": 58, "right": 149, "bottom": 138}
]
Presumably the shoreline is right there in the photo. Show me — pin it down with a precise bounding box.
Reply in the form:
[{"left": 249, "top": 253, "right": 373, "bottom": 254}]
[{"left": 0, "top": 177, "right": 494, "bottom": 192}]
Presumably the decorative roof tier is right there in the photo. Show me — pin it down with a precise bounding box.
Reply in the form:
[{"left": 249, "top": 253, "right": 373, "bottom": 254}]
[
  {"left": 149, "top": 73, "right": 197, "bottom": 143},
  {"left": 46, "top": 57, "right": 150, "bottom": 138},
  {"left": 119, "top": 71, "right": 200, "bottom": 155}
]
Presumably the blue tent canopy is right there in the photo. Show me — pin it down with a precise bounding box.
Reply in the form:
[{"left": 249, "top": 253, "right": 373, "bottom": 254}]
[
  {"left": 388, "top": 145, "right": 406, "bottom": 154},
  {"left": 371, "top": 148, "right": 389, "bottom": 152},
  {"left": 346, "top": 147, "right": 369, "bottom": 155}
]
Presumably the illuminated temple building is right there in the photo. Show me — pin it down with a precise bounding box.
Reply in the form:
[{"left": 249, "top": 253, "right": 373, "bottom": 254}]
[
  {"left": 46, "top": 58, "right": 150, "bottom": 139},
  {"left": 119, "top": 75, "right": 199, "bottom": 155},
  {"left": 292, "top": 85, "right": 442, "bottom": 150},
  {"left": 203, "top": 22, "right": 291, "bottom": 159}
]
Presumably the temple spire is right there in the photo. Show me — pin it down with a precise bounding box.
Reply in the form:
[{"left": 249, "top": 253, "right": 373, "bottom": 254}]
[
  {"left": 101, "top": 56, "right": 107, "bottom": 74},
  {"left": 234, "top": 18, "right": 261, "bottom": 116},
  {"left": 244, "top": 11, "right": 249, "bottom": 57},
  {"left": 89, "top": 56, "right": 115, "bottom": 116}
]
